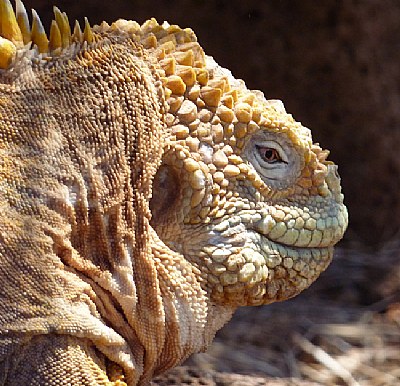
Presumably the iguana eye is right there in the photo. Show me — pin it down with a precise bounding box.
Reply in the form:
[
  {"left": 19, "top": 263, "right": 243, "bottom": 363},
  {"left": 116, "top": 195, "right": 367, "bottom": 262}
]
[
  {"left": 256, "top": 146, "right": 284, "bottom": 164},
  {"left": 243, "top": 134, "right": 302, "bottom": 188},
  {"left": 253, "top": 140, "right": 289, "bottom": 167}
]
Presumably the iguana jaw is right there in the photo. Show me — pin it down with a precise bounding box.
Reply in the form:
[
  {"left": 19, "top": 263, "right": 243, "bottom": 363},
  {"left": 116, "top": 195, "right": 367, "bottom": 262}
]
[{"left": 177, "top": 205, "right": 344, "bottom": 307}]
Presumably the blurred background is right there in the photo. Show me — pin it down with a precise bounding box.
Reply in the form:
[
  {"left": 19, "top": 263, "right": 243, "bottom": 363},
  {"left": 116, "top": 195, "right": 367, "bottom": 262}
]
[{"left": 23, "top": 1, "right": 400, "bottom": 384}]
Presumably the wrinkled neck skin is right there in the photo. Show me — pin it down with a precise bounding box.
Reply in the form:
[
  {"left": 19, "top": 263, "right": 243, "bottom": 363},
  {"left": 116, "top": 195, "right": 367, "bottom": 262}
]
[
  {"left": 43, "top": 163, "right": 234, "bottom": 385},
  {"left": 64, "top": 193, "right": 234, "bottom": 384},
  {"left": 48, "top": 179, "right": 233, "bottom": 385},
  {"left": 52, "top": 171, "right": 234, "bottom": 384}
]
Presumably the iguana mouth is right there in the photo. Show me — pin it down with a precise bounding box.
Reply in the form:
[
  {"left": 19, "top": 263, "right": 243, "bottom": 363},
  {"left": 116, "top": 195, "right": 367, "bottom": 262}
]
[
  {"left": 250, "top": 202, "right": 348, "bottom": 250},
  {"left": 252, "top": 230, "right": 333, "bottom": 268},
  {"left": 253, "top": 229, "right": 333, "bottom": 251}
]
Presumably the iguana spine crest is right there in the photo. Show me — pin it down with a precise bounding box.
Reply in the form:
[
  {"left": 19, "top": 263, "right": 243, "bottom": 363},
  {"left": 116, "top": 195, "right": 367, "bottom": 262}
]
[{"left": 0, "top": 0, "right": 94, "bottom": 68}]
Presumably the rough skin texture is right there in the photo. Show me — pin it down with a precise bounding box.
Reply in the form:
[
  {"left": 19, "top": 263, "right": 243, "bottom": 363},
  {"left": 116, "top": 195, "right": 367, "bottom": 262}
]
[{"left": 0, "top": 2, "right": 348, "bottom": 385}]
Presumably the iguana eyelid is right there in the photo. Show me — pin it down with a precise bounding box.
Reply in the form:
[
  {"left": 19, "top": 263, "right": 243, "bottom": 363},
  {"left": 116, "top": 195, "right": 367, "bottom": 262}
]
[
  {"left": 244, "top": 134, "right": 301, "bottom": 188},
  {"left": 255, "top": 140, "right": 289, "bottom": 164}
]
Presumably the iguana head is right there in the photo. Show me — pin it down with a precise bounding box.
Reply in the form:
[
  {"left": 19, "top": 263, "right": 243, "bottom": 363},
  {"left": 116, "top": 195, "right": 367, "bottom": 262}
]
[{"left": 144, "top": 21, "right": 349, "bottom": 306}]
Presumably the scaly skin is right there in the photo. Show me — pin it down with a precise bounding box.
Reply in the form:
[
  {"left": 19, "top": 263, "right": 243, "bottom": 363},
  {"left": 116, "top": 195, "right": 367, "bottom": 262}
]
[{"left": 0, "top": 2, "right": 348, "bottom": 385}]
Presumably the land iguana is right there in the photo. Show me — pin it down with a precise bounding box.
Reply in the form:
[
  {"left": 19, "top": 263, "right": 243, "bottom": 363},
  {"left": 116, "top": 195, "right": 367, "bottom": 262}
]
[{"left": 0, "top": 1, "right": 348, "bottom": 384}]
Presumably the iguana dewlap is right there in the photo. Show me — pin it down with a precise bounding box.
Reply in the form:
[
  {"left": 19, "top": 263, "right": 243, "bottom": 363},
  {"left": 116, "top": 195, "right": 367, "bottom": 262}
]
[{"left": 0, "top": 1, "right": 348, "bottom": 385}]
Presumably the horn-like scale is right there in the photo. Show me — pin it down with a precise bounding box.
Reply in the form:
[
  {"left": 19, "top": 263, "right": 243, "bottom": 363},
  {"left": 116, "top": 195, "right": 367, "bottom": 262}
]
[{"left": 0, "top": 0, "right": 94, "bottom": 69}]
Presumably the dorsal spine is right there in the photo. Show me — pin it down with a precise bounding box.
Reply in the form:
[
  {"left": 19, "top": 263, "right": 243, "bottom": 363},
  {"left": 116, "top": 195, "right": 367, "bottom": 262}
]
[{"left": 0, "top": 0, "right": 93, "bottom": 68}]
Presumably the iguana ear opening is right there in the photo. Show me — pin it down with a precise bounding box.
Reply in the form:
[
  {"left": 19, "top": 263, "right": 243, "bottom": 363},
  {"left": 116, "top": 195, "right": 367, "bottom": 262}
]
[{"left": 150, "top": 164, "right": 181, "bottom": 223}]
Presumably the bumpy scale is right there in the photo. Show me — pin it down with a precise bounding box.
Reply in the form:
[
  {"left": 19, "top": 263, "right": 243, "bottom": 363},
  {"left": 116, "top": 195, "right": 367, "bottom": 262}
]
[{"left": 0, "top": 1, "right": 348, "bottom": 385}]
